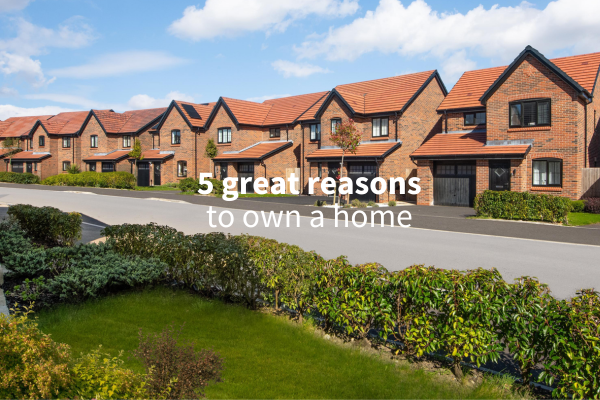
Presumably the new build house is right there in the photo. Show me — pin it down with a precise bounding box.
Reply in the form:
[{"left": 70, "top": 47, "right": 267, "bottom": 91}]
[
  {"left": 1, "top": 115, "right": 53, "bottom": 175},
  {"left": 412, "top": 46, "right": 600, "bottom": 206}
]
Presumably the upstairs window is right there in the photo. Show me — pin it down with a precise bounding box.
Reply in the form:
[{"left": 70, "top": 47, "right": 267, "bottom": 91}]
[
  {"left": 39, "top": 136, "right": 45, "bottom": 147},
  {"left": 533, "top": 159, "right": 561, "bottom": 187},
  {"left": 310, "top": 123, "right": 321, "bottom": 141},
  {"left": 177, "top": 161, "right": 187, "bottom": 177},
  {"left": 510, "top": 99, "right": 551, "bottom": 127},
  {"left": 269, "top": 128, "right": 280, "bottom": 138},
  {"left": 123, "top": 135, "right": 131, "bottom": 148},
  {"left": 464, "top": 112, "right": 486, "bottom": 125},
  {"left": 171, "top": 130, "right": 181, "bottom": 145},
  {"left": 62, "top": 137, "right": 71, "bottom": 148},
  {"left": 372, "top": 117, "right": 389, "bottom": 137},
  {"left": 331, "top": 118, "right": 342, "bottom": 134},
  {"left": 218, "top": 128, "right": 232, "bottom": 144},
  {"left": 90, "top": 135, "right": 98, "bottom": 148}
]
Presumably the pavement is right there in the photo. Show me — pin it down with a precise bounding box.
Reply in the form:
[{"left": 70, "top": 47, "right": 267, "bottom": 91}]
[{"left": 1, "top": 185, "right": 599, "bottom": 299}]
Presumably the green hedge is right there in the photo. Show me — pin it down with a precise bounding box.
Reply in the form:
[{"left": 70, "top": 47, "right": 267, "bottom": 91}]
[
  {"left": 0, "top": 171, "right": 41, "bottom": 184},
  {"left": 7, "top": 204, "right": 82, "bottom": 246},
  {"left": 179, "top": 177, "right": 224, "bottom": 196},
  {"left": 41, "top": 171, "right": 136, "bottom": 189},
  {"left": 102, "top": 222, "right": 600, "bottom": 398},
  {"left": 474, "top": 190, "right": 572, "bottom": 223}
]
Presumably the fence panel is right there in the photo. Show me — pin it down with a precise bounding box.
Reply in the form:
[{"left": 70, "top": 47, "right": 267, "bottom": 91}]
[{"left": 582, "top": 168, "right": 600, "bottom": 197}]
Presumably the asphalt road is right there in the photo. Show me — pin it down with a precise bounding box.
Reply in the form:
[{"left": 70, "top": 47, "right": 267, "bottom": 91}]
[{"left": 0, "top": 186, "right": 599, "bottom": 299}]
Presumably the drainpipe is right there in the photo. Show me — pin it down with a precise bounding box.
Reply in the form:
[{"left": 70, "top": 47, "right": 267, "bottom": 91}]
[
  {"left": 394, "top": 111, "right": 398, "bottom": 141},
  {"left": 194, "top": 128, "right": 198, "bottom": 179},
  {"left": 286, "top": 124, "right": 289, "bottom": 141},
  {"left": 444, "top": 110, "right": 448, "bottom": 133},
  {"left": 585, "top": 103, "right": 588, "bottom": 168},
  {"left": 72, "top": 136, "right": 75, "bottom": 164},
  {"left": 301, "top": 123, "right": 305, "bottom": 194}
]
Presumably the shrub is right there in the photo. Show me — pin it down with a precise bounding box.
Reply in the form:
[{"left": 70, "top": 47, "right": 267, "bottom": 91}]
[
  {"left": 179, "top": 177, "right": 224, "bottom": 196},
  {"left": 351, "top": 198, "right": 367, "bottom": 208},
  {"left": 0, "top": 171, "right": 40, "bottom": 184},
  {"left": 7, "top": 204, "right": 82, "bottom": 246},
  {"left": 42, "top": 171, "right": 136, "bottom": 189},
  {"left": 570, "top": 200, "right": 586, "bottom": 213},
  {"left": 67, "top": 164, "right": 81, "bottom": 174},
  {"left": 314, "top": 200, "right": 327, "bottom": 207},
  {"left": 474, "top": 190, "right": 572, "bottom": 223},
  {"left": 0, "top": 220, "right": 36, "bottom": 263},
  {"left": 0, "top": 308, "right": 72, "bottom": 399},
  {"left": 367, "top": 200, "right": 378, "bottom": 207},
  {"left": 133, "top": 324, "right": 224, "bottom": 399},
  {"left": 388, "top": 200, "right": 397, "bottom": 207},
  {"left": 584, "top": 197, "right": 600, "bottom": 214}
]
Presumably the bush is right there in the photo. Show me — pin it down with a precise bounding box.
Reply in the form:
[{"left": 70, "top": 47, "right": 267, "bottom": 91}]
[
  {"left": 367, "top": 200, "right": 378, "bottom": 207},
  {"left": 313, "top": 200, "right": 327, "bottom": 207},
  {"left": 0, "top": 220, "right": 36, "bottom": 263},
  {"left": 0, "top": 308, "right": 72, "bottom": 399},
  {"left": 351, "top": 199, "right": 367, "bottom": 208},
  {"left": 584, "top": 197, "right": 600, "bottom": 214},
  {"left": 179, "top": 177, "right": 224, "bottom": 196},
  {"left": 388, "top": 200, "right": 397, "bottom": 207},
  {"left": 474, "top": 190, "right": 572, "bottom": 223},
  {"left": 0, "top": 171, "right": 41, "bottom": 184},
  {"left": 7, "top": 204, "right": 82, "bottom": 246},
  {"left": 133, "top": 324, "right": 224, "bottom": 399},
  {"left": 42, "top": 171, "right": 136, "bottom": 189},
  {"left": 570, "top": 200, "right": 586, "bottom": 213},
  {"left": 67, "top": 164, "right": 81, "bottom": 174}
]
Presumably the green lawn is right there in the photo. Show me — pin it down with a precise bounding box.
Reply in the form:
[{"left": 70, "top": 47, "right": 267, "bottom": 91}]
[
  {"left": 567, "top": 212, "right": 600, "bottom": 226},
  {"left": 36, "top": 288, "right": 522, "bottom": 399},
  {"left": 237, "top": 193, "right": 295, "bottom": 198},
  {"left": 135, "top": 185, "right": 179, "bottom": 191}
]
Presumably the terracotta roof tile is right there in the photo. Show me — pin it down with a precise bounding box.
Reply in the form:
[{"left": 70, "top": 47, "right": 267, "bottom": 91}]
[
  {"left": 410, "top": 132, "right": 530, "bottom": 158},
  {"left": 92, "top": 110, "right": 131, "bottom": 134},
  {"left": 0, "top": 115, "right": 53, "bottom": 138},
  {"left": 9, "top": 151, "right": 51, "bottom": 161},
  {"left": 306, "top": 141, "right": 401, "bottom": 160},
  {"left": 174, "top": 101, "right": 216, "bottom": 128},
  {"left": 83, "top": 150, "right": 131, "bottom": 162},
  {"left": 42, "top": 111, "right": 89, "bottom": 135},
  {"left": 213, "top": 141, "right": 292, "bottom": 161},
  {"left": 298, "top": 91, "right": 330, "bottom": 121},
  {"left": 136, "top": 150, "right": 174, "bottom": 161},
  {"left": 221, "top": 97, "right": 272, "bottom": 126},
  {"left": 551, "top": 52, "right": 600, "bottom": 94},
  {"left": 262, "top": 92, "right": 329, "bottom": 125},
  {"left": 120, "top": 108, "right": 167, "bottom": 133}
]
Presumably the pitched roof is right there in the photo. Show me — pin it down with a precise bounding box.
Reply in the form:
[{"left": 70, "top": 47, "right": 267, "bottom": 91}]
[
  {"left": 306, "top": 140, "right": 402, "bottom": 160},
  {"left": 9, "top": 151, "right": 52, "bottom": 161},
  {"left": 91, "top": 108, "right": 166, "bottom": 134},
  {"left": 40, "top": 111, "right": 90, "bottom": 135},
  {"left": 439, "top": 48, "right": 600, "bottom": 111},
  {"left": 174, "top": 101, "right": 216, "bottom": 128},
  {"left": 410, "top": 132, "right": 531, "bottom": 159},
  {"left": 213, "top": 141, "right": 293, "bottom": 161},
  {"left": 329, "top": 70, "right": 444, "bottom": 115},
  {"left": 221, "top": 97, "right": 273, "bottom": 126},
  {"left": 82, "top": 150, "right": 131, "bottom": 162},
  {"left": 262, "top": 92, "right": 329, "bottom": 125},
  {"left": 298, "top": 92, "right": 330, "bottom": 121},
  {"left": 0, "top": 115, "right": 53, "bottom": 138}
]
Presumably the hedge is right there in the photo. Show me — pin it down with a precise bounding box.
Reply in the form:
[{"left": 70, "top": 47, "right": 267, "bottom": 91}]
[
  {"left": 178, "top": 177, "right": 224, "bottom": 196},
  {"left": 0, "top": 171, "right": 41, "bottom": 184},
  {"left": 41, "top": 171, "right": 136, "bottom": 189},
  {"left": 102, "top": 222, "right": 600, "bottom": 398},
  {"left": 474, "top": 190, "right": 572, "bottom": 223},
  {"left": 7, "top": 204, "right": 82, "bottom": 246}
]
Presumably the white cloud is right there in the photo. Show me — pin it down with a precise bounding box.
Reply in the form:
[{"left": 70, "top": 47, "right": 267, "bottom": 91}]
[
  {"left": 294, "top": 0, "right": 600, "bottom": 73},
  {"left": 168, "top": 0, "right": 359, "bottom": 41},
  {"left": 50, "top": 51, "right": 188, "bottom": 79},
  {"left": 0, "top": 86, "right": 18, "bottom": 96},
  {"left": 441, "top": 50, "right": 477, "bottom": 87},
  {"left": 272, "top": 60, "right": 331, "bottom": 78},
  {"left": 0, "top": 0, "right": 32, "bottom": 13},
  {"left": 23, "top": 93, "right": 111, "bottom": 109},
  {"left": 127, "top": 91, "right": 195, "bottom": 110},
  {"left": 0, "top": 51, "right": 54, "bottom": 86},
  {"left": 0, "top": 104, "right": 74, "bottom": 120},
  {"left": 246, "top": 94, "right": 292, "bottom": 102}
]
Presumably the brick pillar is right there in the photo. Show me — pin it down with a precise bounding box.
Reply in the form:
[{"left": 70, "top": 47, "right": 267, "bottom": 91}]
[
  {"left": 416, "top": 159, "right": 433, "bottom": 205},
  {"left": 510, "top": 159, "right": 527, "bottom": 192},
  {"left": 476, "top": 160, "right": 488, "bottom": 194}
]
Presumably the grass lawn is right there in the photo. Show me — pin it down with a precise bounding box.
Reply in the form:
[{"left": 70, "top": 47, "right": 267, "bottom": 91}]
[
  {"left": 36, "top": 288, "right": 522, "bottom": 399},
  {"left": 135, "top": 185, "right": 179, "bottom": 191},
  {"left": 567, "top": 212, "right": 600, "bottom": 226},
  {"left": 237, "top": 193, "right": 295, "bottom": 198}
]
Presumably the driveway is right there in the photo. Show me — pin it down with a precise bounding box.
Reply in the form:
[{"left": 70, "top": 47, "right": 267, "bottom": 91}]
[{"left": 0, "top": 186, "right": 599, "bottom": 299}]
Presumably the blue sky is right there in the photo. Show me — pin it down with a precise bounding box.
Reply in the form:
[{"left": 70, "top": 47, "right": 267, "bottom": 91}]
[{"left": 1, "top": 0, "right": 600, "bottom": 119}]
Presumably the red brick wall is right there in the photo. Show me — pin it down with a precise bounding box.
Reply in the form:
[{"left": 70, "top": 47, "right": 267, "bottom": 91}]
[
  {"left": 157, "top": 107, "right": 197, "bottom": 184},
  {"left": 445, "top": 111, "right": 486, "bottom": 132},
  {"left": 416, "top": 160, "right": 433, "bottom": 205},
  {"left": 28, "top": 125, "right": 57, "bottom": 180},
  {"left": 587, "top": 75, "right": 600, "bottom": 168}
]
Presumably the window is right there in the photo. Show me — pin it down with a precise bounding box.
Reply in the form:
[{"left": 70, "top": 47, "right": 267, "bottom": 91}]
[
  {"left": 218, "top": 128, "right": 232, "bottom": 144},
  {"left": 269, "top": 128, "right": 280, "bottom": 138},
  {"left": 34, "top": 163, "right": 37, "bottom": 172},
  {"left": 62, "top": 161, "right": 70, "bottom": 171},
  {"left": 317, "top": 162, "right": 322, "bottom": 179},
  {"left": 214, "top": 164, "right": 218, "bottom": 179},
  {"left": 457, "top": 165, "right": 476, "bottom": 175},
  {"left": 331, "top": 118, "right": 342, "bottom": 134},
  {"left": 239, "top": 163, "right": 254, "bottom": 173},
  {"left": 39, "top": 136, "right": 45, "bottom": 147},
  {"left": 372, "top": 117, "right": 389, "bottom": 137},
  {"left": 510, "top": 99, "right": 551, "bottom": 127},
  {"left": 177, "top": 161, "right": 187, "bottom": 177},
  {"left": 88, "top": 163, "right": 96, "bottom": 172},
  {"left": 101, "top": 162, "right": 114, "bottom": 173},
  {"left": 123, "top": 135, "right": 131, "bottom": 148},
  {"left": 464, "top": 112, "right": 486, "bottom": 125},
  {"left": 533, "top": 159, "right": 562, "bottom": 187},
  {"left": 62, "top": 137, "right": 71, "bottom": 148},
  {"left": 90, "top": 135, "right": 98, "bottom": 148},
  {"left": 171, "top": 130, "right": 181, "bottom": 145},
  {"left": 309, "top": 123, "right": 321, "bottom": 141}
]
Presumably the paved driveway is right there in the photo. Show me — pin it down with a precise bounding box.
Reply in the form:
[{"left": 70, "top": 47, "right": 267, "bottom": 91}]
[{"left": 1, "top": 186, "right": 599, "bottom": 299}]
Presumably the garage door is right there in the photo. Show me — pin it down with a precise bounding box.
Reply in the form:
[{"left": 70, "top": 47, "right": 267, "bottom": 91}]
[
  {"left": 137, "top": 162, "right": 150, "bottom": 187},
  {"left": 433, "top": 162, "right": 476, "bottom": 207},
  {"left": 238, "top": 163, "right": 254, "bottom": 193},
  {"left": 348, "top": 162, "right": 377, "bottom": 203}
]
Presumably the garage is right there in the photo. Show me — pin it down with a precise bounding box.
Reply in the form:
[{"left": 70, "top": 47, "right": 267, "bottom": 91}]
[
  {"left": 238, "top": 163, "right": 254, "bottom": 193},
  {"left": 433, "top": 161, "right": 476, "bottom": 207},
  {"left": 348, "top": 162, "right": 377, "bottom": 203}
]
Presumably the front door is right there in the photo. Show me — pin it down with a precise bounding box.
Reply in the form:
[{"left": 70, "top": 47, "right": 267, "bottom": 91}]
[
  {"left": 238, "top": 163, "right": 254, "bottom": 193},
  {"left": 137, "top": 162, "right": 150, "bottom": 187},
  {"left": 26, "top": 162, "right": 33, "bottom": 173},
  {"left": 489, "top": 161, "right": 511, "bottom": 191},
  {"left": 220, "top": 163, "right": 228, "bottom": 180},
  {"left": 154, "top": 163, "right": 161, "bottom": 186}
]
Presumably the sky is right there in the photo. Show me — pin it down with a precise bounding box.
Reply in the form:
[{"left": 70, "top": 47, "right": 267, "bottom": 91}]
[{"left": 1, "top": 0, "right": 600, "bottom": 119}]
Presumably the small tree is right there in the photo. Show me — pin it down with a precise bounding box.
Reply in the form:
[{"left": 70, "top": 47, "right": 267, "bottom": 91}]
[
  {"left": 128, "top": 138, "right": 144, "bottom": 182},
  {"left": 205, "top": 138, "right": 217, "bottom": 159},
  {"left": 330, "top": 119, "right": 361, "bottom": 206},
  {"left": 2, "top": 137, "right": 22, "bottom": 171}
]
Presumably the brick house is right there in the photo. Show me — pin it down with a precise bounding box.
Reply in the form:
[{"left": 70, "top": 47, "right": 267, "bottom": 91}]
[
  {"left": 302, "top": 71, "right": 447, "bottom": 202},
  {"left": 0, "top": 115, "right": 53, "bottom": 175},
  {"left": 208, "top": 93, "right": 327, "bottom": 193},
  {"left": 79, "top": 108, "right": 166, "bottom": 183},
  {"left": 412, "top": 46, "right": 600, "bottom": 206}
]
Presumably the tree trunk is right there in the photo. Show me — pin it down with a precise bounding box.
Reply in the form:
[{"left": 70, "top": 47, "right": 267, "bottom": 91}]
[
  {"left": 275, "top": 289, "right": 279, "bottom": 309},
  {"left": 452, "top": 362, "right": 463, "bottom": 381},
  {"left": 299, "top": 311, "right": 303, "bottom": 325},
  {"left": 339, "top": 152, "right": 345, "bottom": 206}
]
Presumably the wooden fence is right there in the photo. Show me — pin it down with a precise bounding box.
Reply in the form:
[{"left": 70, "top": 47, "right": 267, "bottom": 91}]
[{"left": 582, "top": 168, "right": 600, "bottom": 197}]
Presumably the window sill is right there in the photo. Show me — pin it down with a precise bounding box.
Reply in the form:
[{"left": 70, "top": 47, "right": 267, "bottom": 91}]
[
  {"left": 508, "top": 126, "right": 551, "bottom": 132},
  {"left": 370, "top": 136, "right": 391, "bottom": 141},
  {"left": 530, "top": 186, "right": 562, "bottom": 192},
  {"left": 171, "top": 144, "right": 181, "bottom": 147},
  {"left": 217, "top": 143, "right": 232, "bottom": 146},
  {"left": 269, "top": 137, "right": 282, "bottom": 140}
]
